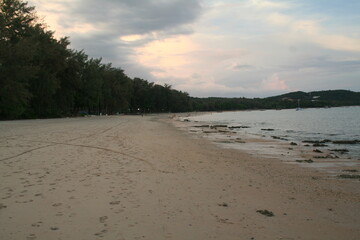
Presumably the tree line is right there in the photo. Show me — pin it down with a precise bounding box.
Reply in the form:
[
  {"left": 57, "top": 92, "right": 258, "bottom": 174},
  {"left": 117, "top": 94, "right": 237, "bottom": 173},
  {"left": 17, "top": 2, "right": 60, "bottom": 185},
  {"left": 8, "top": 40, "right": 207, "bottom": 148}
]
[
  {"left": 0, "top": 0, "right": 192, "bottom": 119},
  {"left": 1, "top": 1, "right": 359, "bottom": 120}
]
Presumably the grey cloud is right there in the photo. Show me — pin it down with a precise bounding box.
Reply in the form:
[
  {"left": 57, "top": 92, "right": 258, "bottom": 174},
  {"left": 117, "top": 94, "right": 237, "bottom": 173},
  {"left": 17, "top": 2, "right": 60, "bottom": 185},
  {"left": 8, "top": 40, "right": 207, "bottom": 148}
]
[
  {"left": 58, "top": 0, "right": 203, "bottom": 81},
  {"left": 280, "top": 54, "right": 360, "bottom": 72},
  {"left": 231, "top": 64, "right": 253, "bottom": 71},
  {"left": 64, "top": 0, "right": 202, "bottom": 36},
  {"left": 60, "top": 0, "right": 202, "bottom": 81}
]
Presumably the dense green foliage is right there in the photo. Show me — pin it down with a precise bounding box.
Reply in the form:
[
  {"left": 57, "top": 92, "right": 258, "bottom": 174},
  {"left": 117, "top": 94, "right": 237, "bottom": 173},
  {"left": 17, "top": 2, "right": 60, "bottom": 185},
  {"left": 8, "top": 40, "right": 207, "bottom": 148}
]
[
  {"left": 0, "top": 0, "right": 192, "bottom": 119},
  {"left": 0, "top": 1, "right": 359, "bottom": 120}
]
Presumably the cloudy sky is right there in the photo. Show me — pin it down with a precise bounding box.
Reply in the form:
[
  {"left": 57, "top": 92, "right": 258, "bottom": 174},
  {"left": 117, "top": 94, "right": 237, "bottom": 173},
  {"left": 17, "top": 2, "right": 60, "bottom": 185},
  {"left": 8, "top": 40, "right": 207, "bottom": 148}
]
[{"left": 28, "top": 0, "right": 360, "bottom": 97}]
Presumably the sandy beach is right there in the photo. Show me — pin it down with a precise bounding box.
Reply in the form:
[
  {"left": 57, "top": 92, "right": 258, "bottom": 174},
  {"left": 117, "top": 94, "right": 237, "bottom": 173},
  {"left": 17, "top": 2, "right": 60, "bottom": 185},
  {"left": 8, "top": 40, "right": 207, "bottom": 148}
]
[{"left": 0, "top": 115, "right": 359, "bottom": 240}]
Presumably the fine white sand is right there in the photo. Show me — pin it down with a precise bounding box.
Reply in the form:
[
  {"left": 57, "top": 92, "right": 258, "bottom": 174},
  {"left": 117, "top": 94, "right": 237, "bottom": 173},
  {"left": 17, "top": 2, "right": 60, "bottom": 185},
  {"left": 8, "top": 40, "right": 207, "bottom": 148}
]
[{"left": 0, "top": 115, "right": 359, "bottom": 240}]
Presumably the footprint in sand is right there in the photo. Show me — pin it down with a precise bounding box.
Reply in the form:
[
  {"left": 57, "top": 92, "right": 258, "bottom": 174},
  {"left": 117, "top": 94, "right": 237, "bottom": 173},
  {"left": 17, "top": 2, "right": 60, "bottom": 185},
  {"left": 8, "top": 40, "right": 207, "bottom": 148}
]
[
  {"left": 99, "top": 216, "right": 108, "bottom": 223},
  {"left": 26, "top": 234, "right": 37, "bottom": 240},
  {"left": 94, "top": 229, "right": 108, "bottom": 237},
  {"left": 31, "top": 221, "right": 42, "bottom": 227},
  {"left": 109, "top": 201, "right": 120, "bottom": 205},
  {"left": 55, "top": 212, "right": 63, "bottom": 217},
  {"left": 52, "top": 203, "right": 62, "bottom": 207}
]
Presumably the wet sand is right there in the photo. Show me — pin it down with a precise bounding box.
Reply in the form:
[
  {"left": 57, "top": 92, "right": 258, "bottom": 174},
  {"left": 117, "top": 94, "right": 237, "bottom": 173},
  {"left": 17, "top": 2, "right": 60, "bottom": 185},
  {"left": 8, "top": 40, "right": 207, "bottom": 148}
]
[{"left": 0, "top": 115, "right": 359, "bottom": 240}]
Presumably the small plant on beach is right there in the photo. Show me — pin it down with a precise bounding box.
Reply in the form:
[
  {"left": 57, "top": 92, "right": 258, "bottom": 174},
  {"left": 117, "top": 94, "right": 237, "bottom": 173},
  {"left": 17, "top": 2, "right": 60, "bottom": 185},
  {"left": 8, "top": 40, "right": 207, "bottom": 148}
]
[{"left": 256, "top": 209, "right": 274, "bottom": 217}]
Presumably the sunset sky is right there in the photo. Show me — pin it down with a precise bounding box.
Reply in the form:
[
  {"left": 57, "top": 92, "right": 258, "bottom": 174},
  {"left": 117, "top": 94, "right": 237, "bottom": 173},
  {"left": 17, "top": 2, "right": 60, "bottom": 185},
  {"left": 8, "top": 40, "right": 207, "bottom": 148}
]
[{"left": 28, "top": 0, "right": 360, "bottom": 97}]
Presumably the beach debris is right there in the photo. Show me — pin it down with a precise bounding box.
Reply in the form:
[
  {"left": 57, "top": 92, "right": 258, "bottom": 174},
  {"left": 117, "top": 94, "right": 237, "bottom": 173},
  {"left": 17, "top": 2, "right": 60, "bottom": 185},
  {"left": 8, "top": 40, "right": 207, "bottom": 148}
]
[
  {"left": 313, "top": 149, "right": 323, "bottom": 153},
  {"left": 215, "top": 215, "right": 234, "bottom": 224},
  {"left": 193, "top": 125, "right": 210, "bottom": 128},
  {"left": 183, "top": 119, "right": 190, "bottom": 122},
  {"left": 261, "top": 128, "right": 275, "bottom": 131},
  {"left": 218, "top": 202, "right": 229, "bottom": 207},
  {"left": 337, "top": 174, "right": 360, "bottom": 179},
  {"left": 290, "top": 142, "right": 297, "bottom": 146},
  {"left": 256, "top": 209, "right": 274, "bottom": 217}
]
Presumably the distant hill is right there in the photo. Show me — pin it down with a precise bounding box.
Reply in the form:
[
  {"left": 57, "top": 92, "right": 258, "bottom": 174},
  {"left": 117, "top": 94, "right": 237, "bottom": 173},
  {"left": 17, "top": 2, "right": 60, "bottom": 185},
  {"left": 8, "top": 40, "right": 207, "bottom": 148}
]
[
  {"left": 268, "top": 90, "right": 360, "bottom": 102},
  {"left": 266, "top": 90, "right": 360, "bottom": 107},
  {"left": 191, "top": 90, "right": 360, "bottom": 111}
]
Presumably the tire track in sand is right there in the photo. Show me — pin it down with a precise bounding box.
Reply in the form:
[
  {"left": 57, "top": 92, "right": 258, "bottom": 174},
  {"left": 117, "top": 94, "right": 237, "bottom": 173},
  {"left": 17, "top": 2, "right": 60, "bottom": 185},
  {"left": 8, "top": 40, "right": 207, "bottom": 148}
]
[
  {"left": 6, "top": 139, "right": 156, "bottom": 171},
  {"left": 0, "top": 144, "right": 54, "bottom": 162}
]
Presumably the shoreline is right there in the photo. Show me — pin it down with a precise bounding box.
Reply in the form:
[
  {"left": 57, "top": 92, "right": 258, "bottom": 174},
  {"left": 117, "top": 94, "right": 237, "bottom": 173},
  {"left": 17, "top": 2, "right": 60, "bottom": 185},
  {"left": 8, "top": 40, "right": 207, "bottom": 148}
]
[
  {"left": 174, "top": 109, "right": 360, "bottom": 175},
  {"left": 1, "top": 115, "right": 359, "bottom": 239}
]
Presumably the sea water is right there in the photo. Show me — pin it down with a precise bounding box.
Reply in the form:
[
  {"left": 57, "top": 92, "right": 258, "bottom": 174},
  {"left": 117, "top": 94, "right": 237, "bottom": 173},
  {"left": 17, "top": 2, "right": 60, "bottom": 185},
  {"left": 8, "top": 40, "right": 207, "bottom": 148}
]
[{"left": 187, "top": 106, "right": 360, "bottom": 159}]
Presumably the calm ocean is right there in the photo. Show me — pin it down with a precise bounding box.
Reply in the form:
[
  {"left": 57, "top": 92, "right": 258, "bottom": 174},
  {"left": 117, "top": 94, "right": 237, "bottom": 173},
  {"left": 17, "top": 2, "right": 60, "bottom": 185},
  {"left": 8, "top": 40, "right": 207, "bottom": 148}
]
[{"left": 187, "top": 106, "right": 360, "bottom": 159}]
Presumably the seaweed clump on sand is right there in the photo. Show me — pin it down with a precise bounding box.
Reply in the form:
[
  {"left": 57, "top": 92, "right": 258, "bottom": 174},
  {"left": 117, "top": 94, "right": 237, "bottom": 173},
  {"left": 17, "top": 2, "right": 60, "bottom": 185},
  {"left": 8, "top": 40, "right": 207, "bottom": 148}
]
[
  {"left": 342, "top": 169, "right": 358, "bottom": 173},
  {"left": 296, "top": 159, "right": 314, "bottom": 163},
  {"left": 333, "top": 140, "right": 360, "bottom": 145},
  {"left": 337, "top": 174, "right": 360, "bottom": 179},
  {"left": 256, "top": 209, "right": 274, "bottom": 217}
]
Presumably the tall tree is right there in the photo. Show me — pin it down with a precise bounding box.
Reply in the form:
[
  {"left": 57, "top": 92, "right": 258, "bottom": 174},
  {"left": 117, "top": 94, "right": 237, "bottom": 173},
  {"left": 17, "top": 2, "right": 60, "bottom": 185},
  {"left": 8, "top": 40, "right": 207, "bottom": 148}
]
[
  {"left": 27, "top": 26, "right": 70, "bottom": 117},
  {"left": 0, "top": 0, "right": 38, "bottom": 118}
]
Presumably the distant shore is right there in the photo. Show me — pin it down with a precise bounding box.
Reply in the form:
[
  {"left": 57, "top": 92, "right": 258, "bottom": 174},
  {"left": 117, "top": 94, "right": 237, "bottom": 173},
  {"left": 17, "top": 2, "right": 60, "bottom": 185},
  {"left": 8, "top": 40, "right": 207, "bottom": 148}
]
[{"left": 1, "top": 115, "right": 359, "bottom": 239}]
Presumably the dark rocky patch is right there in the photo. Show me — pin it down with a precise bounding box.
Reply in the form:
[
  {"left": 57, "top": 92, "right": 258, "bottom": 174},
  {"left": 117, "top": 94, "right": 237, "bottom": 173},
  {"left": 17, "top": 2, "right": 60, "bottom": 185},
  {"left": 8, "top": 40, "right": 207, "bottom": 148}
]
[
  {"left": 218, "top": 202, "right": 229, "bottom": 207},
  {"left": 337, "top": 174, "right": 360, "bottom": 179},
  {"left": 342, "top": 169, "right": 358, "bottom": 173},
  {"left": 211, "top": 124, "right": 228, "bottom": 128},
  {"left": 296, "top": 159, "right": 314, "bottom": 163},
  {"left": 331, "top": 149, "right": 349, "bottom": 154},
  {"left": 333, "top": 140, "right": 360, "bottom": 144},
  {"left": 313, "top": 149, "right": 323, "bottom": 153},
  {"left": 256, "top": 209, "right": 274, "bottom": 217},
  {"left": 261, "top": 128, "right": 275, "bottom": 131},
  {"left": 313, "top": 143, "right": 328, "bottom": 147}
]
